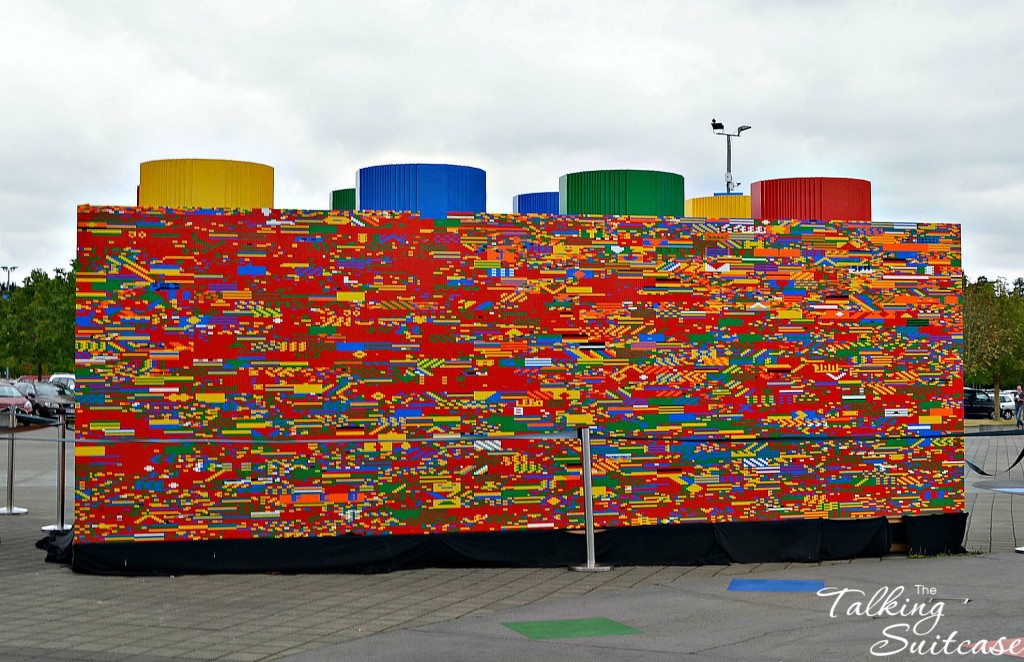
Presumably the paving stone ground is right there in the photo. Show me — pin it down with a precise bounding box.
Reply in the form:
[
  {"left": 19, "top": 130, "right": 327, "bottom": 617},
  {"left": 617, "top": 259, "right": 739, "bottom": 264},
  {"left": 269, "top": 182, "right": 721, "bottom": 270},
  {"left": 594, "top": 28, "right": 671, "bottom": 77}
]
[{"left": 2, "top": 422, "right": 1022, "bottom": 661}]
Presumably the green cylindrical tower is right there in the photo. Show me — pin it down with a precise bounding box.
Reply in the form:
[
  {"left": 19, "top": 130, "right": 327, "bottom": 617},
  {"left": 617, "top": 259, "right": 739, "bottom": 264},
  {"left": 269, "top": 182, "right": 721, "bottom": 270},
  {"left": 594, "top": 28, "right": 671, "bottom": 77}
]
[
  {"left": 558, "top": 169, "right": 685, "bottom": 216},
  {"left": 331, "top": 188, "right": 356, "bottom": 211}
]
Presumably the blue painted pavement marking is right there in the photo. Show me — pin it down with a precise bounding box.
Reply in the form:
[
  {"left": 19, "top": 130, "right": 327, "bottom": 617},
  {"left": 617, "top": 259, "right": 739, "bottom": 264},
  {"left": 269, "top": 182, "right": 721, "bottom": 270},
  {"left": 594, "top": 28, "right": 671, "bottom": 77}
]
[{"left": 728, "top": 579, "right": 825, "bottom": 593}]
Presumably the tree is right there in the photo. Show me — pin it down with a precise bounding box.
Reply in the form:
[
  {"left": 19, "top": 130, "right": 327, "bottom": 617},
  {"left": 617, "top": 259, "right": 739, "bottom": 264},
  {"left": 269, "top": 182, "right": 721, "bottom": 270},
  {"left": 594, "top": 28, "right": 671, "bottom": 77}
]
[
  {"left": 1014, "top": 277, "right": 1024, "bottom": 298},
  {"left": 0, "top": 262, "right": 76, "bottom": 378},
  {"left": 964, "top": 277, "right": 1000, "bottom": 387},
  {"left": 963, "top": 276, "right": 1024, "bottom": 404}
]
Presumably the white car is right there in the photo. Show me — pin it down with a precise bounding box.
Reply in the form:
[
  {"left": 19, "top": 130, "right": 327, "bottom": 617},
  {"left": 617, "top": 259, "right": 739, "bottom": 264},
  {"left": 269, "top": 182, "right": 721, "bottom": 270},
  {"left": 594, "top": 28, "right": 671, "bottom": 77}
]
[
  {"left": 998, "top": 392, "right": 1016, "bottom": 420},
  {"left": 48, "top": 372, "right": 76, "bottom": 393}
]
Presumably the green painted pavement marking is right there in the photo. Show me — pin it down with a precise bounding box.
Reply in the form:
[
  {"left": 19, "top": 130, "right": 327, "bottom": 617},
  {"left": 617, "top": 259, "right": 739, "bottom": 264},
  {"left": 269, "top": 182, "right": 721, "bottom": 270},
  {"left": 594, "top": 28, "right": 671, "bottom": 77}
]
[{"left": 503, "top": 617, "right": 642, "bottom": 640}]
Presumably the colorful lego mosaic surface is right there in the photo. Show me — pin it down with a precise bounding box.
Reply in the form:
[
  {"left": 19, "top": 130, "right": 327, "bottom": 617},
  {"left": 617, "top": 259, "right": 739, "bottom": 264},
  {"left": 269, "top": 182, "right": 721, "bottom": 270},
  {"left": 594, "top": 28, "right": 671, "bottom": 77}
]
[{"left": 75, "top": 206, "right": 964, "bottom": 543}]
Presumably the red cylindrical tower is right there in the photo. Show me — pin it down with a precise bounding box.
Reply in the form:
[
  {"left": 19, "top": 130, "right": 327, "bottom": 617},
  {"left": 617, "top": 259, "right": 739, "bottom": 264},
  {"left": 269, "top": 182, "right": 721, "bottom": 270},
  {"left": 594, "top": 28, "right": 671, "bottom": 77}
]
[{"left": 751, "top": 177, "right": 871, "bottom": 220}]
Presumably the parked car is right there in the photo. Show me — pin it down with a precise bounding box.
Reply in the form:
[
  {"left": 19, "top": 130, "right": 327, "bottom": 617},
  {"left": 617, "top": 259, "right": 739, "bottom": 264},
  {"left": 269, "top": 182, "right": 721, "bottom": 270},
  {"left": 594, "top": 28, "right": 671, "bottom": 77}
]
[
  {"left": 0, "top": 381, "right": 34, "bottom": 425},
  {"left": 981, "top": 389, "right": 1018, "bottom": 420},
  {"left": 998, "top": 392, "right": 1016, "bottom": 420},
  {"left": 49, "top": 372, "right": 76, "bottom": 393},
  {"left": 964, "top": 388, "right": 996, "bottom": 419},
  {"left": 14, "top": 380, "right": 75, "bottom": 420}
]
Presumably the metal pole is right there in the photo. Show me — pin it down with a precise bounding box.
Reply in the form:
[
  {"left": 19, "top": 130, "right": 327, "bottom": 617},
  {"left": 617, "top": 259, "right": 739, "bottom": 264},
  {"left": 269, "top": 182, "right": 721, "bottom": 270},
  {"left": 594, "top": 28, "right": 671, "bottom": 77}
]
[
  {"left": 726, "top": 134, "right": 734, "bottom": 192},
  {"left": 0, "top": 407, "right": 27, "bottom": 515},
  {"left": 570, "top": 426, "right": 611, "bottom": 572},
  {"left": 42, "top": 414, "right": 72, "bottom": 532}
]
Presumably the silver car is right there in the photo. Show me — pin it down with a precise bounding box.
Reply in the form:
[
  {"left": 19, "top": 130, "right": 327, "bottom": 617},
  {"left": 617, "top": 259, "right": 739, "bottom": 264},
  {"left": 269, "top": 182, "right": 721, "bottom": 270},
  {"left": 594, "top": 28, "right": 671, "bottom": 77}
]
[{"left": 1000, "top": 391, "right": 1023, "bottom": 420}]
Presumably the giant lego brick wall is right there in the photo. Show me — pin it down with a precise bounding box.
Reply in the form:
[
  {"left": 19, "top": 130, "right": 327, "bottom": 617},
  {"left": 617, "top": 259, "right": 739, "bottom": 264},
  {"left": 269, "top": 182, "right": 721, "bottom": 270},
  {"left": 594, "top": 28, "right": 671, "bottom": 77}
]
[{"left": 75, "top": 206, "right": 964, "bottom": 544}]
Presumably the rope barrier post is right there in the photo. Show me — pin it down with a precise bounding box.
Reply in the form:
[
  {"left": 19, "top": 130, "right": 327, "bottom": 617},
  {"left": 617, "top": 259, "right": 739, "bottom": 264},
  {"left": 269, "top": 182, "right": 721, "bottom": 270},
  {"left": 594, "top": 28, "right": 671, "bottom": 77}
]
[
  {"left": 42, "top": 413, "right": 72, "bottom": 533},
  {"left": 0, "top": 406, "right": 27, "bottom": 515},
  {"left": 570, "top": 425, "right": 611, "bottom": 573}
]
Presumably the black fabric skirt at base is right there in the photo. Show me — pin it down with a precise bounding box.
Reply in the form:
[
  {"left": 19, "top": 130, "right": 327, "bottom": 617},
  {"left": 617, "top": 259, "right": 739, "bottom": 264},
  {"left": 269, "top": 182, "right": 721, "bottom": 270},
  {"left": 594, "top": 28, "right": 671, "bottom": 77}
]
[{"left": 61, "top": 513, "right": 965, "bottom": 576}]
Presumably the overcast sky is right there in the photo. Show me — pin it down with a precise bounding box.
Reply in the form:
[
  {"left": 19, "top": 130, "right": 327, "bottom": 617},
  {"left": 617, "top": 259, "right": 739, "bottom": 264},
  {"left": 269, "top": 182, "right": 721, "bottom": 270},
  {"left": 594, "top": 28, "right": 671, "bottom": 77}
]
[{"left": 1, "top": 0, "right": 1021, "bottom": 282}]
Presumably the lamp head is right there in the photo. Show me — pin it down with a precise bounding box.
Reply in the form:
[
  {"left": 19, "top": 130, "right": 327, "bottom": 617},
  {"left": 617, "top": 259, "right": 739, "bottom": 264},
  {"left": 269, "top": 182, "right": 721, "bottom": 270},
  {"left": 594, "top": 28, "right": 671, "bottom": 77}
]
[
  {"left": 737, "top": 125, "right": 752, "bottom": 133},
  {"left": 711, "top": 119, "right": 725, "bottom": 131}
]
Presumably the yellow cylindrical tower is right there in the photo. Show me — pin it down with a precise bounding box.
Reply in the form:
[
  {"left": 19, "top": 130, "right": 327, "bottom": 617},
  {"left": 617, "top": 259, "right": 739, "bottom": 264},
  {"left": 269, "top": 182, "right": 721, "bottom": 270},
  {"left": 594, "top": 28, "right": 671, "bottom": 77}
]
[
  {"left": 138, "top": 159, "right": 274, "bottom": 208},
  {"left": 685, "top": 194, "right": 751, "bottom": 218}
]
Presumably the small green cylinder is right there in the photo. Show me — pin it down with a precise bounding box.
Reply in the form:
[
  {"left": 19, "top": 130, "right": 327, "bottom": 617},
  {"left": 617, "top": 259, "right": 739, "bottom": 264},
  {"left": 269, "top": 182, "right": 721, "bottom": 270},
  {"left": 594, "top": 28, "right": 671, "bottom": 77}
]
[
  {"left": 331, "top": 188, "right": 356, "bottom": 211},
  {"left": 558, "top": 169, "right": 685, "bottom": 216}
]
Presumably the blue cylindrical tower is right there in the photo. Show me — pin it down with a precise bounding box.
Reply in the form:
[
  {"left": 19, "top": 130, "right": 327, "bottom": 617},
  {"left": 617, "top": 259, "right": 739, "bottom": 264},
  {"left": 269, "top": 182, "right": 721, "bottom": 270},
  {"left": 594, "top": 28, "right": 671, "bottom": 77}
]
[
  {"left": 356, "top": 164, "right": 486, "bottom": 220},
  {"left": 512, "top": 192, "right": 559, "bottom": 214}
]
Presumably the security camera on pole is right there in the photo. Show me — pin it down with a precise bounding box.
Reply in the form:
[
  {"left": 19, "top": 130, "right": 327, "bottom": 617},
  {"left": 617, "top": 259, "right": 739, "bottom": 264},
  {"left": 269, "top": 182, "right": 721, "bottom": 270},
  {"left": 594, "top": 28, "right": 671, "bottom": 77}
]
[{"left": 710, "top": 119, "right": 751, "bottom": 193}]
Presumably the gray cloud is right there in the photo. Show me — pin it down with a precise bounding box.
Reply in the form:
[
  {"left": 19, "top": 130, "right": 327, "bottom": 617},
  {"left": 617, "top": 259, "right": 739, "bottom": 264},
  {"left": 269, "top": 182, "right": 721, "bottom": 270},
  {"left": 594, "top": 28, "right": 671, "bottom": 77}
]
[{"left": 1, "top": 0, "right": 1020, "bottom": 281}]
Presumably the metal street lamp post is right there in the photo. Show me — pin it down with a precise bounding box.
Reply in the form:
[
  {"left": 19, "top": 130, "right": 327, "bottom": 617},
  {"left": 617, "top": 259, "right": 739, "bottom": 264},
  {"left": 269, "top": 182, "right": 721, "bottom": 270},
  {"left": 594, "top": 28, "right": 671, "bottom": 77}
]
[
  {"left": 0, "top": 266, "right": 13, "bottom": 379},
  {"left": 710, "top": 119, "right": 752, "bottom": 193}
]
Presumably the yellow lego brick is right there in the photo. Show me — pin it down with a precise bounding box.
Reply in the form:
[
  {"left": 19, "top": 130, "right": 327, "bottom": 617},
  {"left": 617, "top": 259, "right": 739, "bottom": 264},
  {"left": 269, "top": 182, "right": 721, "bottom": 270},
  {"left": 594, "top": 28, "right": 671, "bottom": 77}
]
[{"left": 566, "top": 414, "right": 594, "bottom": 425}]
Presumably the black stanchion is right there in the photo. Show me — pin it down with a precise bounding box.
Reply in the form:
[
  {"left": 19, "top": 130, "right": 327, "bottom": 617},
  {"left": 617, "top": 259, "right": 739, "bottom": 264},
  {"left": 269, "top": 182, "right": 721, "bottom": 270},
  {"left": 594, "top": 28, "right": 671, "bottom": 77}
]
[{"left": 41, "top": 414, "right": 72, "bottom": 532}]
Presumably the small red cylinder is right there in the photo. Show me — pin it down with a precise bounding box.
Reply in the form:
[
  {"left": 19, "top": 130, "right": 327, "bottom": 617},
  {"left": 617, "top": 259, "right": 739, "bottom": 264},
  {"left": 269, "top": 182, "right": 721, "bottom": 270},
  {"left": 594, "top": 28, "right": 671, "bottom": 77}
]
[{"left": 751, "top": 177, "right": 871, "bottom": 221}]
